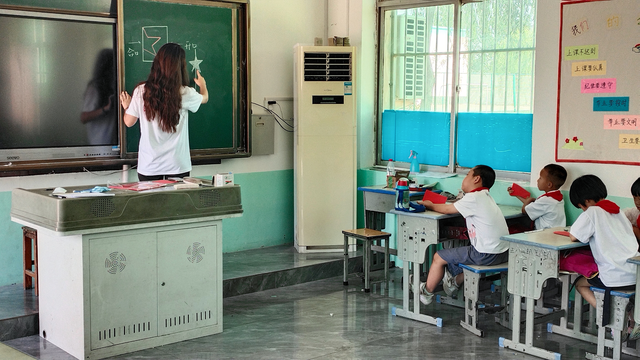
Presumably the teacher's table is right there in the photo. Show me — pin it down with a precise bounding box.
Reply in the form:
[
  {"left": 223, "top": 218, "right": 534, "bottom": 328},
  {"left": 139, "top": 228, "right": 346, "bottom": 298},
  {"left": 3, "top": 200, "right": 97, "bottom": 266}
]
[
  {"left": 390, "top": 205, "right": 527, "bottom": 327},
  {"left": 499, "top": 228, "right": 587, "bottom": 360},
  {"left": 11, "top": 185, "right": 242, "bottom": 360}
]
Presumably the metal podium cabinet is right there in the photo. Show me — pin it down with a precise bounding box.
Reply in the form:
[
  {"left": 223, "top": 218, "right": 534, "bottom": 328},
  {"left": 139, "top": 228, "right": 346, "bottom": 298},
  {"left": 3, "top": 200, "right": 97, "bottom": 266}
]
[{"left": 293, "top": 45, "right": 357, "bottom": 252}]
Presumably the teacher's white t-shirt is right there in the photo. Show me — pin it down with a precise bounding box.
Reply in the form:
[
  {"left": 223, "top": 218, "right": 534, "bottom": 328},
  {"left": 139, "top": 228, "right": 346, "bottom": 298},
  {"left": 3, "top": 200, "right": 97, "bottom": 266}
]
[{"left": 126, "top": 85, "right": 202, "bottom": 176}]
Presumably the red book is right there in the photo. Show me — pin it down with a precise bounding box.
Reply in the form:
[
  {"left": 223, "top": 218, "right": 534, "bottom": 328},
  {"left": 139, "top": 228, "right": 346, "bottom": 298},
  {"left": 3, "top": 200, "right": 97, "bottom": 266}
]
[
  {"left": 553, "top": 230, "right": 571, "bottom": 237},
  {"left": 422, "top": 190, "right": 447, "bottom": 204},
  {"left": 510, "top": 183, "right": 531, "bottom": 198}
]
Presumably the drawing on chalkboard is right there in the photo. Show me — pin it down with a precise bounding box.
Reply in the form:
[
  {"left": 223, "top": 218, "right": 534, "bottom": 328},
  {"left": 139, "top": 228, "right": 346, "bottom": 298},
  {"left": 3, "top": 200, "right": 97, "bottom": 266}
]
[
  {"left": 142, "top": 26, "right": 168, "bottom": 62},
  {"left": 189, "top": 48, "right": 203, "bottom": 73}
]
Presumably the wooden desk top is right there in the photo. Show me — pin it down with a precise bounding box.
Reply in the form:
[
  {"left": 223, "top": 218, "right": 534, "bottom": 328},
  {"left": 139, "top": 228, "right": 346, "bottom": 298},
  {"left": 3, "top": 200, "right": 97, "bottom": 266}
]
[{"left": 501, "top": 227, "right": 586, "bottom": 251}]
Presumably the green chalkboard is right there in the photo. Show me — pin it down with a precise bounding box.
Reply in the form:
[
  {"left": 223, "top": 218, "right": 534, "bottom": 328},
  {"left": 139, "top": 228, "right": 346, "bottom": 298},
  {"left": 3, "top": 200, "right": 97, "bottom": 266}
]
[{"left": 120, "top": 0, "right": 249, "bottom": 158}]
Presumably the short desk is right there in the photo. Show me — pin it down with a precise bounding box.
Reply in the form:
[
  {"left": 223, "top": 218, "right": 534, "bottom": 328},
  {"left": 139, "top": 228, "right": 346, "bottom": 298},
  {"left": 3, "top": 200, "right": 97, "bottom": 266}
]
[
  {"left": 390, "top": 205, "right": 526, "bottom": 327},
  {"left": 500, "top": 228, "right": 587, "bottom": 360},
  {"left": 628, "top": 256, "right": 640, "bottom": 326}
]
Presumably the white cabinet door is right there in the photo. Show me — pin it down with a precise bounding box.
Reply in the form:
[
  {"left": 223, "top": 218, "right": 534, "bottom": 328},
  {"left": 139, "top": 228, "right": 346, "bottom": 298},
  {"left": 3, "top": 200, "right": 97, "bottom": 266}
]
[
  {"left": 157, "top": 224, "right": 219, "bottom": 336},
  {"left": 89, "top": 231, "right": 158, "bottom": 349}
]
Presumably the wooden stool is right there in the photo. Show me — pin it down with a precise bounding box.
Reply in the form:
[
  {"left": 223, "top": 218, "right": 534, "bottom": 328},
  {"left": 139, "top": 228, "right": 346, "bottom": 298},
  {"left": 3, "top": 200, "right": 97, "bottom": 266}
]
[
  {"left": 22, "top": 226, "right": 38, "bottom": 296},
  {"left": 342, "top": 228, "right": 392, "bottom": 292}
]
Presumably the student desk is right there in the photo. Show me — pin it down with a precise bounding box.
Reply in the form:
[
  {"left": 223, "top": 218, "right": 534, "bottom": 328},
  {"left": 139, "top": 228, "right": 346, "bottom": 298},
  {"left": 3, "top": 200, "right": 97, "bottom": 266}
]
[
  {"left": 357, "top": 186, "right": 427, "bottom": 270},
  {"left": 390, "top": 205, "right": 526, "bottom": 327},
  {"left": 499, "top": 228, "right": 588, "bottom": 360},
  {"left": 628, "top": 256, "right": 640, "bottom": 326},
  {"left": 357, "top": 185, "right": 427, "bottom": 230}
]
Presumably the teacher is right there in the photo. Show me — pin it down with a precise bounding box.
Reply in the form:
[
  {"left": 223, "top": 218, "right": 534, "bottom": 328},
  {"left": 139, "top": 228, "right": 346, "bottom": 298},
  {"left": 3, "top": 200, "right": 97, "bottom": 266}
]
[{"left": 120, "top": 42, "right": 209, "bottom": 181}]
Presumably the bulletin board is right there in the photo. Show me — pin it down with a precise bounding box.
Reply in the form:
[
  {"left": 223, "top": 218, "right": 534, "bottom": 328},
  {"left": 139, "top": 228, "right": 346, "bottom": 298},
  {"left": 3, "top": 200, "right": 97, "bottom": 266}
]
[
  {"left": 556, "top": 0, "right": 640, "bottom": 165},
  {"left": 119, "top": 0, "right": 250, "bottom": 160}
]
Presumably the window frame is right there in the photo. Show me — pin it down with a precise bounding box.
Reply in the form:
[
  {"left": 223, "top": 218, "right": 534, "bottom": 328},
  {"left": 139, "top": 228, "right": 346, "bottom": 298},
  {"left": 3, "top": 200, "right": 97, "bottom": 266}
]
[{"left": 375, "top": 0, "right": 534, "bottom": 181}]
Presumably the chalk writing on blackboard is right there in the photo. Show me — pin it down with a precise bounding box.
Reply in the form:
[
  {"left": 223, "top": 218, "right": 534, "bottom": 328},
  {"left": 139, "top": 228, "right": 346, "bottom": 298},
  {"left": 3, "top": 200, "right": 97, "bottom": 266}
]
[
  {"left": 606, "top": 15, "right": 621, "bottom": 29},
  {"left": 142, "top": 26, "right": 168, "bottom": 62},
  {"left": 189, "top": 48, "right": 203, "bottom": 73}
]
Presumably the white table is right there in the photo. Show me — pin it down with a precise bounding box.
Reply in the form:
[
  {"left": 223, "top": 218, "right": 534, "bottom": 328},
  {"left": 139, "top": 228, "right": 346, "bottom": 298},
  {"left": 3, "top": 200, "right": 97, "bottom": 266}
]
[
  {"left": 500, "top": 227, "right": 587, "bottom": 360},
  {"left": 390, "top": 205, "right": 526, "bottom": 327}
]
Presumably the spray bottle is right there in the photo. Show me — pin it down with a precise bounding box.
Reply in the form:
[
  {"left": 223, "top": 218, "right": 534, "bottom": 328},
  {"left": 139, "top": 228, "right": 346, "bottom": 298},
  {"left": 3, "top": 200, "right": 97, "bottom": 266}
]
[{"left": 409, "top": 150, "right": 420, "bottom": 175}]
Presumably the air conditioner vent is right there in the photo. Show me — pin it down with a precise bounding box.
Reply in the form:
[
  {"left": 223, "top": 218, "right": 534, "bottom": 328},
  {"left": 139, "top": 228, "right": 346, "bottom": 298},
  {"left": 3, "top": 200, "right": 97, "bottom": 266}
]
[{"left": 303, "top": 52, "right": 352, "bottom": 81}]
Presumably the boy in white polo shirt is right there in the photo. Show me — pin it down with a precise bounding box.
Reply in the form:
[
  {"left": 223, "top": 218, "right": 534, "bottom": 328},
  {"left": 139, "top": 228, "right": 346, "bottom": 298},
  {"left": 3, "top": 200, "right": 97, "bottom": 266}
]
[
  {"left": 509, "top": 163, "right": 567, "bottom": 230},
  {"left": 569, "top": 175, "right": 639, "bottom": 310},
  {"left": 415, "top": 165, "right": 509, "bottom": 305}
]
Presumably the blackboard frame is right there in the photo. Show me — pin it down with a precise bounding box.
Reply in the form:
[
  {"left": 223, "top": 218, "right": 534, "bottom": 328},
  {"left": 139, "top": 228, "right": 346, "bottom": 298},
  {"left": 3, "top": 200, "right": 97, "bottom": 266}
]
[{"left": 117, "top": 0, "right": 251, "bottom": 162}]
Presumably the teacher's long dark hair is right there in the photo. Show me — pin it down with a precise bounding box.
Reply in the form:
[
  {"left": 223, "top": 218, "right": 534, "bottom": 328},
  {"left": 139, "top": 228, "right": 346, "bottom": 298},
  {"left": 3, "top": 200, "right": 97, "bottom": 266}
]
[{"left": 142, "top": 43, "right": 189, "bottom": 133}]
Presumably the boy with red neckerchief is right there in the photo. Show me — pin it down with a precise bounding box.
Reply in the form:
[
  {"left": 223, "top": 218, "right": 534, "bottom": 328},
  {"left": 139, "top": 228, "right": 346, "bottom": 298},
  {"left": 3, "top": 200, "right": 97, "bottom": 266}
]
[
  {"left": 508, "top": 164, "right": 567, "bottom": 229},
  {"left": 622, "top": 177, "right": 640, "bottom": 244},
  {"left": 569, "top": 175, "right": 639, "bottom": 313},
  {"left": 413, "top": 165, "right": 509, "bottom": 305}
]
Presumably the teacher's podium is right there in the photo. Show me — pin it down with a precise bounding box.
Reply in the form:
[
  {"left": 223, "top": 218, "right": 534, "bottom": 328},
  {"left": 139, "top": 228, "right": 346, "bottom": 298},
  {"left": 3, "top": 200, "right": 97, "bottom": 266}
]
[{"left": 11, "top": 185, "right": 243, "bottom": 360}]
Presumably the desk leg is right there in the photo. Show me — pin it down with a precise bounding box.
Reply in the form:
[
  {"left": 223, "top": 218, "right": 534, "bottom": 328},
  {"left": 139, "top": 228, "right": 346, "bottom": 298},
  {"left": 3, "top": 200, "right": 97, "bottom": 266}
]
[
  {"left": 364, "top": 240, "right": 371, "bottom": 292},
  {"left": 392, "top": 261, "right": 442, "bottom": 327},
  {"left": 500, "top": 294, "right": 562, "bottom": 360},
  {"left": 548, "top": 274, "right": 597, "bottom": 343},
  {"left": 343, "top": 235, "right": 349, "bottom": 286},
  {"left": 384, "top": 237, "right": 389, "bottom": 289}
]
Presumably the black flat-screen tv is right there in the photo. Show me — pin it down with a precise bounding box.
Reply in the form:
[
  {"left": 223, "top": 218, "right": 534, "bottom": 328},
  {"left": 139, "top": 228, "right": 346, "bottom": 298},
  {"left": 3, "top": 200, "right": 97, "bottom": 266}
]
[{"left": 0, "top": 9, "right": 119, "bottom": 163}]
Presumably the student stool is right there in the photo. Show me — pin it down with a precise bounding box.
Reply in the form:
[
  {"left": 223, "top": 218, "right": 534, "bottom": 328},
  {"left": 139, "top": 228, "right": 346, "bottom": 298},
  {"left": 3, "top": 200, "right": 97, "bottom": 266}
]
[
  {"left": 22, "top": 226, "right": 38, "bottom": 296},
  {"left": 342, "top": 228, "right": 392, "bottom": 292},
  {"left": 586, "top": 287, "right": 638, "bottom": 360},
  {"left": 459, "top": 262, "right": 509, "bottom": 337}
]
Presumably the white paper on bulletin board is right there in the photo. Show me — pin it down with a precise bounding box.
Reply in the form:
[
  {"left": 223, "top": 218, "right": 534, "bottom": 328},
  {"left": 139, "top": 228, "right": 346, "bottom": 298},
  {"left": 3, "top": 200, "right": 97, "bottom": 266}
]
[{"left": 556, "top": 0, "right": 640, "bottom": 165}]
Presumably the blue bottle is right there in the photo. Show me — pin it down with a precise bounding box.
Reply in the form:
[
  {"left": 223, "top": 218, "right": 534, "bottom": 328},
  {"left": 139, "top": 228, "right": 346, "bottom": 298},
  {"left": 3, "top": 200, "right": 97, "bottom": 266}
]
[
  {"left": 395, "top": 178, "right": 410, "bottom": 211},
  {"left": 409, "top": 150, "right": 419, "bottom": 175}
]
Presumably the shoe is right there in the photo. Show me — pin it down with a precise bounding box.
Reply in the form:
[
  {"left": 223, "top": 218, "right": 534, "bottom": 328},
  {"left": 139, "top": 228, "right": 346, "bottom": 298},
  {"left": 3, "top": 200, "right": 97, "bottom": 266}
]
[
  {"left": 442, "top": 268, "right": 460, "bottom": 297},
  {"left": 418, "top": 283, "right": 434, "bottom": 305},
  {"left": 626, "top": 302, "right": 640, "bottom": 342}
]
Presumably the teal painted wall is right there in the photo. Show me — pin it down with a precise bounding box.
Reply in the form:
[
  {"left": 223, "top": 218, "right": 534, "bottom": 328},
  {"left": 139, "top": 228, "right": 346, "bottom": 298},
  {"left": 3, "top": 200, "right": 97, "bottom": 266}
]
[
  {"left": 0, "top": 170, "right": 294, "bottom": 287},
  {"left": 222, "top": 170, "right": 294, "bottom": 252},
  {"left": 0, "top": 191, "right": 23, "bottom": 286}
]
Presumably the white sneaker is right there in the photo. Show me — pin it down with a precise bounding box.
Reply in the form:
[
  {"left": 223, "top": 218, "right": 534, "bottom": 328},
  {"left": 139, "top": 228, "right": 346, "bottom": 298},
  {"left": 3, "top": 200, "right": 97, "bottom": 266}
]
[
  {"left": 442, "top": 268, "right": 460, "bottom": 297},
  {"left": 418, "top": 283, "right": 434, "bottom": 305}
]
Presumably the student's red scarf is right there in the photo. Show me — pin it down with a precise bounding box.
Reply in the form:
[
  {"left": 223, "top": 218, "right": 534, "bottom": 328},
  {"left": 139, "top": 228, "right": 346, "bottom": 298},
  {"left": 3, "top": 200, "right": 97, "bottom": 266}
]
[
  {"left": 538, "top": 190, "right": 563, "bottom": 201},
  {"left": 468, "top": 187, "right": 489, "bottom": 193},
  {"left": 594, "top": 200, "right": 620, "bottom": 214}
]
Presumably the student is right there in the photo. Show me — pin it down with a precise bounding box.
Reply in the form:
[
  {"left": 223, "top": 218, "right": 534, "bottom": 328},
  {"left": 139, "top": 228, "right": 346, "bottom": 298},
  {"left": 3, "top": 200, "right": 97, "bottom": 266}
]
[
  {"left": 414, "top": 165, "right": 510, "bottom": 305},
  {"left": 120, "top": 42, "right": 209, "bottom": 181},
  {"left": 623, "top": 177, "right": 640, "bottom": 244},
  {"left": 569, "top": 175, "right": 639, "bottom": 312},
  {"left": 508, "top": 163, "right": 567, "bottom": 230}
]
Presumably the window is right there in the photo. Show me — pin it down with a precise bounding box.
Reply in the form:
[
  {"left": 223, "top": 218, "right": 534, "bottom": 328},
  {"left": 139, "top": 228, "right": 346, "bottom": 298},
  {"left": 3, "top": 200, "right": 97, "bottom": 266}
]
[{"left": 378, "top": 0, "right": 537, "bottom": 174}]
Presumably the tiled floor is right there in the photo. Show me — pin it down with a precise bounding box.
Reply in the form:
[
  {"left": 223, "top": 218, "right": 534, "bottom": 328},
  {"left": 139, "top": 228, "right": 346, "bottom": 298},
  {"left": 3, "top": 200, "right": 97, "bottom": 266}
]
[{"left": 0, "top": 245, "right": 631, "bottom": 359}]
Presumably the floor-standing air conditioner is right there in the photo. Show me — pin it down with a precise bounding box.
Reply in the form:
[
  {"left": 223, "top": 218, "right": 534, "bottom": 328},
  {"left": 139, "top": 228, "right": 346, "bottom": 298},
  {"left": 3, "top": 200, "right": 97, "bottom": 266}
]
[{"left": 293, "top": 45, "right": 356, "bottom": 253}]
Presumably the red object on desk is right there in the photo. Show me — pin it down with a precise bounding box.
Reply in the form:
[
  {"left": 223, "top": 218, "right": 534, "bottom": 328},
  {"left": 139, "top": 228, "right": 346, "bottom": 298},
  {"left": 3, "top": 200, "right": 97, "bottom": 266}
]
[
  {"left": 509, "top": 183, "right": 531, "bottom": 198},
  {"left": 422, "top": 190, "right": 447, "bottom": 204},
  {"left": 553, "top": 230, "right": 571, "bottom": 237}
]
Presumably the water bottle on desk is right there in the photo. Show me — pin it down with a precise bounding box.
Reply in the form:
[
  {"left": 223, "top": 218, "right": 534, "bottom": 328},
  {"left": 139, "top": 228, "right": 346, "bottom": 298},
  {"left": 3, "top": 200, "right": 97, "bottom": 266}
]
[
  {"left": 386, "top": 159, "right": 395, "bottom": 188},
  {"left": 395, "top": 178, "right": 410, "bottom": 211}
]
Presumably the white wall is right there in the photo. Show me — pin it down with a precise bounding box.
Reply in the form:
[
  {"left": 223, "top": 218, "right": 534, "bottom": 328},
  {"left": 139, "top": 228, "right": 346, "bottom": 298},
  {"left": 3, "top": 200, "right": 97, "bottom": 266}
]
[{"left": 532, "top": 1, "right": 637, "bottom": 197}]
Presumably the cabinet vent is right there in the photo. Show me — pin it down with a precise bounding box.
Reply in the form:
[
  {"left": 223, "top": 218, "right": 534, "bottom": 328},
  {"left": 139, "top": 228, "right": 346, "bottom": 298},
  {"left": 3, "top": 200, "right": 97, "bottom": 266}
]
[
  {"left": 91, "top": 198, "right": 116, "bottom": 217},
  {"left": 187, "top": 242, "right": 205, "bottom": 263},
  {"left": 163, "top": 309, "right": 212, "bottom": 329},
  {"left": 303, "top": 52, "right": 351, "bottom": 81},
  {"left": 105, "top": 252, "right": 127, "bottom": 274},
  {"left": 98, "top": 321, "right": 151, "bottom": 341},
  {"left": 199, "top": 190, "right": 221, "bottom": 207}
]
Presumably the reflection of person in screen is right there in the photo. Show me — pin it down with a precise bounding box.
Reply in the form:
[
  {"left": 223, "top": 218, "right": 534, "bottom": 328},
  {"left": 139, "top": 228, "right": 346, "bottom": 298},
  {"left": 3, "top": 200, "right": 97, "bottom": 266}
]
[
  {"left": 80, "top": 49, "right": 117, "bottom": 145},
  {"left": 119, "top": 43, "right": 208, "bottom": 181}
]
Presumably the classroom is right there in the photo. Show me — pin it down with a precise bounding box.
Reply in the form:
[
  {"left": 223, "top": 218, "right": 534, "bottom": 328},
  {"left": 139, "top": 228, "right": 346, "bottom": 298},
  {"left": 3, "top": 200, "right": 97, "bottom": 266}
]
[{"left": 1, "top": 0, "right": 640, "bottom": 359}]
